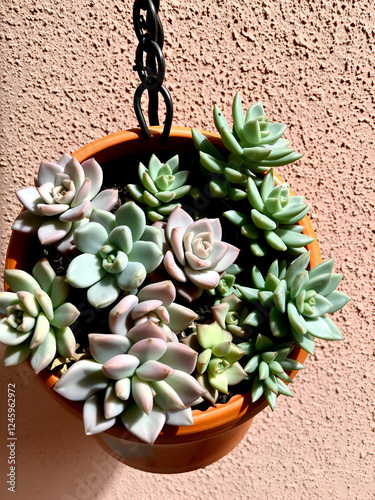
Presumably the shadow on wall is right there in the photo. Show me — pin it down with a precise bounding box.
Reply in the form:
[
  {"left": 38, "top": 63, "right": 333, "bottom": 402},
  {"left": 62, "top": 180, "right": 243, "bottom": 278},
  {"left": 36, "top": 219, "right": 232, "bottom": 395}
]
[{"left": 0, "top": 347, "right": 122, "bottom": 500}]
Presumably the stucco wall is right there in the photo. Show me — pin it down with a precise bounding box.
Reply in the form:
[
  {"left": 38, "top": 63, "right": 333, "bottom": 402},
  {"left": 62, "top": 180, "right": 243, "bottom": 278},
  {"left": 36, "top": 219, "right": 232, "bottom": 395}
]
[{"left": 0, "top": 1, "right": 373, "bottom": 499}]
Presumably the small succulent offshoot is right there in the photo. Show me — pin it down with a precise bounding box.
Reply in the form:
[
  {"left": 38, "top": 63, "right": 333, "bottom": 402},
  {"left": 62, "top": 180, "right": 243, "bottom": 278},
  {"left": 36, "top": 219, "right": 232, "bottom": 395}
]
[
  {"left": 0, "top": 258, "right": 79, "bottom": 373},
  {"left": 127, "top": 154, "right": 192, "bottom": 221}
]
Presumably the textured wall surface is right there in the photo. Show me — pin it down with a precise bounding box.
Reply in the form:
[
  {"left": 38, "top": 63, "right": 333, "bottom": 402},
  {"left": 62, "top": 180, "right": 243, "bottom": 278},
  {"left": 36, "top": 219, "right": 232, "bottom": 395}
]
[{"left": 0, "top": 0, "right": 374, "bottom": 499}]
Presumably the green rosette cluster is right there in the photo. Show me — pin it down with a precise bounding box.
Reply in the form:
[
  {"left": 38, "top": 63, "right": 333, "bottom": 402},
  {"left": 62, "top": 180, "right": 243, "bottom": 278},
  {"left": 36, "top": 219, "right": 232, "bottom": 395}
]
[
  {"left": 192, "top": 92, "right": 302, "bottom": 200},
  {"left": 127, "top": 154, "right": 192, "bottom": 221},
  {"left": 224, "top": 168, "right": 314, "bottom": 256},
  {"left": 236, "top": 253, "right": 351, "bottom": 356},
  {"left": 238, "top": 334, "right": 305, "bottom": 410}
]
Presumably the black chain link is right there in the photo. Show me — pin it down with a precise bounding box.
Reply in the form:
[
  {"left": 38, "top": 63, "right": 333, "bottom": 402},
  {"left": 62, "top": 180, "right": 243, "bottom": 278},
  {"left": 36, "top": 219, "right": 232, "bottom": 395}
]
[{"left": 133, "top": 0, "right": 173, "bottom": 144}]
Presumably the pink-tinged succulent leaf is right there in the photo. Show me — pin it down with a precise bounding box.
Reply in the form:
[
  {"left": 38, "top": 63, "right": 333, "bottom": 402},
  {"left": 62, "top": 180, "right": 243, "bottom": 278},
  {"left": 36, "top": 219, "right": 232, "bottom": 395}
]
[
  {"left": 64, "top": 157, "right": 85, "bottom": 190},
  {"left": 186, "top": 219, "right": 213, "bottom": 240},
  {"left": 211, "top": 303, "right": 230, "bottom": 330},
  {"left": 29, "top": 313, "right": 49, "bottom": 349},
  {"left": 17, "top": 186, "right": 44, "bottom": 213},
  {"left": 30, "top": 327, "right": 56, "bottom": 374},
  {"left": 208, "top": 218, "right": 222, "bottom": 241},
  {"left": 54, "top": 359, "right": 109, "bottom": 401},
  {"left": 75, "top": 221, "right": 109, "bottom": 254},
  {"left": 4, "top": 342, "right": 31, "bottom": 367},
  {"left": 116, "top": 261, "right": 147, "bottom": 292},
  {"left": 12, "top": 211, "right": 46, "bottom": 234},
  {"left": 185, "top": 251, "right": 212, "bottom": 271},
  {"left": 0, "top": 292, "right": 19, "bottom": 315},
  {"left": 37, "top": 203, "right": 69, "bottom": 217},
  {"left": 33, "top": 288, "right": 54, "bottom": 321},
  {"left": 54, "top": 220, "right": 87, "bottom": 255},
  {"left": 83, "top": 394, "right": 117, "bottom": 435},
  {"left": 103, "top": 383, "right": 127, "bottom": 419},
  {"left": 164, "top": 370, "right": 206, "bottom": 406},
  {"left": 132, "top": 375, "right": 154, "bottom": 414},
  {"left": 55, "top": 327, "right": 76, "bottom": 358},
  {"left": 102, "top": 354, "right": 140, "bottom": 380},
  {"left": 38, "top": 219, "right": 72, "bottom": 245},
  {"left": 115, "top": 377, "right": 131, "bottom": 401},
  {"left": 151, "top": 380, "right": 186, "bottom": 411},
  {"left": 206, "top": 240, "right": 229, "bottom": 267},
  {"left": 137, "top": 280, "right": 176, "bottom": 306},
  {"left": 16, "top": 291, "right": 39, "bottom": 317},
  {"left": 157, "top": 342, "right": 198, "bottom": 374},
  {"left": 109, "top": 295, "right": 139, "bottom": 335},
  {"left": 191, "top": 231, "right": 213, "bottom": 259},
  {"left": 165, "top": 407, "right": 194, "bottom": 426},
  {"left": 115, "top": 201, "right": 146, "bottom": 242},
  {"left": 53, "top": 181, "right": 76, "bottom": 205},
  {"left": 59, "top": 200, "right": 90, "bottom": 222},
  {"left": 32, "top": 258, "right": 55, "bottom": 295},
  {"left": 136, "top": 360, "right": 174, "bottom": 382},
  {"left": 89, "top": 334, "right": 132, "bottom": 364},
  {"left": 0, "top": 319, "right": 32, "bottom": 346},
  {"left": 164, "top": 251, "right": 187, "bottom": 282},
  {"left": 169, "top": 226, "right": 186, "bottom": 266},
  {"left": 81, "top": 158, "right": 103, "bottom": 199},
  {"left": 87, "top": 274, "right": 120, "bottom": 309},
  {"left": 131, "top": 300, "right": 163, "bottom": 320},
  {"left": 108, "top": 226, "right": 133, "bottom": 254},
  {"left": 121, "top": 402, "right": 166, "bottom": 444},
  {"left": 210, "top": 243, "right": 240, "bottom": 273},
  {"left": 57, "top": 153, "right": 72, "bottom": 167},
  {"left": 37, "top": 161, "right": 64, "bottom": 185},
  {"left": 90, "top": 209, "right": 116, "bottom": 234},
  {"left": 4, "top": 269, "right": 40, "bottom": 294},
  {"left": 71, "top": 178, "right": 91, "bottom": 208},
  {"left": 50, "top": 302, "right": 80, "bottom": 328},
  {"left": 128, "top": 337, "right": 167, "bottom": 364},
  {"left": 89, "top": 189, "right": 118, "bottom": 214},
  {"left": 126, "top": 321, "right": 167, "bottom": 343},
  {"left": 163, "top": 302, "right": 197, "bottom": 332},
  {"left": 196, "top": 373, "right": 219, "bottom": 404},
  {"left": 67, "top": 254, "right": 106, "bottom": 288},
  {"left": 166, "top": 207, "right": 193, "bottom": 241},
  {"left": 184, "top": 267, "right": 220, "bottom": 290},
  {"left": 37, "top": 182, "right": 54, "bottom": 204},
  {"left": 174, "top": 281, "right": 203, "bottom": 302}
]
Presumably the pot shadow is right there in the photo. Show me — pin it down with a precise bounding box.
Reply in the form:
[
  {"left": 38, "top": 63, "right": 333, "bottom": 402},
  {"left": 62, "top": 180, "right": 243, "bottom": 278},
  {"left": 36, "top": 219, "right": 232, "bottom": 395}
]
[{"left": 0, "top": 352, "right": 122, "bottom": 500}]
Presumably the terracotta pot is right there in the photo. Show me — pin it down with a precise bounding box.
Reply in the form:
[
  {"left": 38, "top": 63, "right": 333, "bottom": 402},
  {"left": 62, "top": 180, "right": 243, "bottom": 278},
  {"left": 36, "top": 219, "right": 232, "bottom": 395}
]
[{"left": 5, "top": 126, "right": 321, "bottom": 474}]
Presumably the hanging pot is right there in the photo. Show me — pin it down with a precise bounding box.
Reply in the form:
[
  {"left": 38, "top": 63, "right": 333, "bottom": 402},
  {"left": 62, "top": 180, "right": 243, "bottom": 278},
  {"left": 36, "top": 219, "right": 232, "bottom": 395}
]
[{"left": 5, "top": 126, "right": 321, "bottom": 474}]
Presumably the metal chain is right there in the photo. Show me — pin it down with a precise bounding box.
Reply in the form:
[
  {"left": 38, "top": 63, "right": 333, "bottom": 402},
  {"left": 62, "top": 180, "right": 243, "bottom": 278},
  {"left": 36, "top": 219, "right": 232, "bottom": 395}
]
[{"left": 133, "top": 0, "right": 173, "bottom": 144}]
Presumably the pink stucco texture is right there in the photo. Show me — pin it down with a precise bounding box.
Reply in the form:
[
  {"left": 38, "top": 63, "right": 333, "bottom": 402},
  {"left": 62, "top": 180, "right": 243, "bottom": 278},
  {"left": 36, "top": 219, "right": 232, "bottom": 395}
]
[{"left": 0, "top": 1, "right": 374, "bottom": 499}]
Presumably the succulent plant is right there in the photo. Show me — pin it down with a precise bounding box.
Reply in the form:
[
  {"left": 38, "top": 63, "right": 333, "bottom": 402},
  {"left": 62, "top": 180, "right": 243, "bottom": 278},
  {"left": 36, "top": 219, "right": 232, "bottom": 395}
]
[
  {"left": 224, "top": 168, "right": 314, "bottom": 256},
  {"left": 54, "top": 320, "right": 206, "bottom": 444},
  {"left": 236, "top": 253, "right": 350, "bottom": 355},
  {"left": 66, "top": 201, "right": 163, "bottom": 308},
  {"left": 212, "top": 292, "right": 258, "bottom": 339},
  {"left": 127, "top": 154, "right": 192, "bottom": 221},
  {"left": 109, "top": 280, "right": 197, "bottom": 341},
  {"left": 238, "top": 334, "right": 305, "bottom": 410},
  {"left": 182, "top": 321, "right": 247, "bottom": 404},
  {"left": 154, "top": 206, "right": 240, "bottom": 301},
  {"left": 0, "top": 258, "right": 79, "bottom": 373},
  {"left": 12, "top": 154, "right": 118, "bottom": 254}
]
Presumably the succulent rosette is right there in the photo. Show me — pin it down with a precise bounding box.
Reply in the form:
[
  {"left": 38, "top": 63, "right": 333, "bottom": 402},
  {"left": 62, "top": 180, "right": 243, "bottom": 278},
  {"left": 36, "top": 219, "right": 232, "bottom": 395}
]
[
  {"left": 0, "top": 258, "right": 79, "bottom": 373},
  {"left": 154, "top": 207, "right": 240, "bottom": 301},
  {"left": 212, "top": 292, "right": 257, "bottom": 339},
  {"left": 109, "top": 280, "right": 197, "bottom": 341},
  {"left": 127, "top": 154, "right": 192, "bottom": 221},
  {"left": 66, "top": 201, "right": 163, "bottom": 308},
  {"left": 54, "top": 321, "right": 206, "bottom": 444}
]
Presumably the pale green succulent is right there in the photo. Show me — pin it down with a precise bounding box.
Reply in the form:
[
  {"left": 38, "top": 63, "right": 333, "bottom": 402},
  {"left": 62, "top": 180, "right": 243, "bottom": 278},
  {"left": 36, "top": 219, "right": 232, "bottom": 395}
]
[
  {"left": 54, "top": 320, "right": 206, "bottom": 444},
  {"left": 236, "top": 253, "right": 351, "bottom": 355},
  {"left": 211, "top": 292, "right": 258, "bottom": 339},
  {"left": 0, "top": 258, "right": 79, "bottom": 373},
  {"left": 66, "top": 201, "right": 163, "bottom": 308},
  {"left": 127, "top": 154, "right": 192, "bottom": 221},
  {"left": 238, "top": 334, "right": 305, "bottom": 410},
  {"left": 191, "top": 92, "right": 302, "bottom": 200},
  {"left": 182, "top": 321, "right": 247, "bottom": 404},
  {"left": 224, "top": 168, "right": 315, "bottom": 256}
]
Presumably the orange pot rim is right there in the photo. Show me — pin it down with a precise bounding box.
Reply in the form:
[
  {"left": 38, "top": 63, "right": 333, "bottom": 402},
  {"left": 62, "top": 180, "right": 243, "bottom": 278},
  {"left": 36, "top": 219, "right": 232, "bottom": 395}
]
[{"left": 5, "top": 126, "right": 321, "bottom": 442}]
